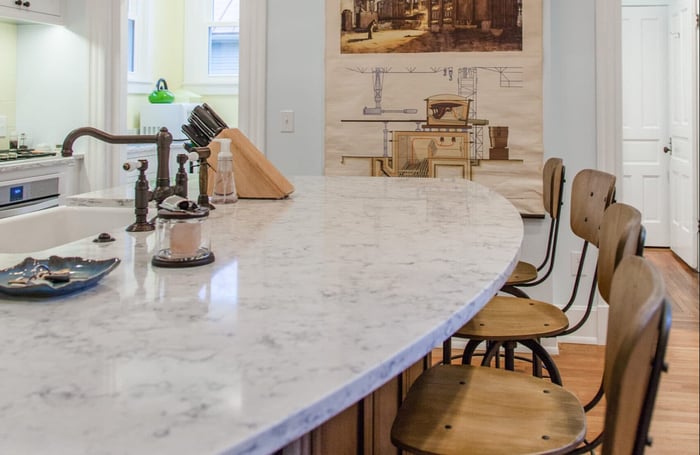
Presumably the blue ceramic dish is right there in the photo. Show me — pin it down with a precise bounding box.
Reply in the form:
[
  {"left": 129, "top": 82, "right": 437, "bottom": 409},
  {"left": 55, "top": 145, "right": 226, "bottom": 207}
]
[{"left": 0, "top": 256, "right": 120, "bottom": 298}]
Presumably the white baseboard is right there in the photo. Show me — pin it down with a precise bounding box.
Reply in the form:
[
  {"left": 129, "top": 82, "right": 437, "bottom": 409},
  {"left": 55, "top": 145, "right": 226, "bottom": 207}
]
[{"left": 443, "top": 336, "right": 561, "bottom": 356}]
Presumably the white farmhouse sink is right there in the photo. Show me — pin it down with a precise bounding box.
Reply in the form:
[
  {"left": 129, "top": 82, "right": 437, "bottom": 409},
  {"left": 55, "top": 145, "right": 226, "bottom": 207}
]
[{"left": 0, "top": 206, "right": 139, "bottom": 254}]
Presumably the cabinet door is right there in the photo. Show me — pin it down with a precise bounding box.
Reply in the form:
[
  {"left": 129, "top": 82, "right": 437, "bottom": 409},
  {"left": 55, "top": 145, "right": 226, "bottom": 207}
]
[
  {"left": 306, "top": 355, "right": 432, "bottom": 455},
  {"left": 0, "top": 0, "right": 63, "bottom": 25}
]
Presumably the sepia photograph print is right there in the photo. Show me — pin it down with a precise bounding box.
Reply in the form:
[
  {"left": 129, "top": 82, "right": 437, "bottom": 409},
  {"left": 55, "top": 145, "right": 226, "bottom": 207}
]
[{"left": 340, "top": 0, "right": 524, "bottom": 54}]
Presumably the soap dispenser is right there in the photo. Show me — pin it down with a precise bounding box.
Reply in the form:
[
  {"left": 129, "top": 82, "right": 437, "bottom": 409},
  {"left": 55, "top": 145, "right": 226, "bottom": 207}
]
[{"left": 211, "top": 138, "right": 238, "bottom": 204}]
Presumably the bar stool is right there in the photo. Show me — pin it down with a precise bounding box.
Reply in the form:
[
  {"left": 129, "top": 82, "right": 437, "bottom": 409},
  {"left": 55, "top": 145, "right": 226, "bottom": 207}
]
[
  {"left": 442, "top": 158, "right": 566, "bottom": 365},
  {"left": 445, "top": 169, "right": 617, "bottom": 373},
  {"left": 459, "top": 200, "right": 642, "bottom": 385},
  {"left": 502, "top": 157, "right": 565, "bottom": 298},
  {"left": 391, "top": 255, "right": 671, "bottom": 455}
]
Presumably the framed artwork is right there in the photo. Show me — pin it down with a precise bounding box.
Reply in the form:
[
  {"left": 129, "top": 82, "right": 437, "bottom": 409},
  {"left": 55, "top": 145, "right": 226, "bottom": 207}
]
[{"left": 326, "top": 0, "right": 544, "bottom": 215}]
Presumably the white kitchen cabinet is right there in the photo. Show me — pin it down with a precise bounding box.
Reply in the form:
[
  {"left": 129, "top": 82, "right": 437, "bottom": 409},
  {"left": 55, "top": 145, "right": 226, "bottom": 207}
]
[{"left": 0, "top": 0, "right": 63, "bottom": 25}]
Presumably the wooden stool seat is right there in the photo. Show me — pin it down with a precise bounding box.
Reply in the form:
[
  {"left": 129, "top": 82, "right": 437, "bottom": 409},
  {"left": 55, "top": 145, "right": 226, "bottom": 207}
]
[
  {"left": 393, "top": 256, "right": 670, "bottom": 455},
  {"left": 506, "top": 260, "right": 538, "bottom": 285},
  {"left": 456, "top": 296, "right": 570, "bottom": 340},
  {"left": 391, "top": 364, "right": 586, "bottom": 455}
]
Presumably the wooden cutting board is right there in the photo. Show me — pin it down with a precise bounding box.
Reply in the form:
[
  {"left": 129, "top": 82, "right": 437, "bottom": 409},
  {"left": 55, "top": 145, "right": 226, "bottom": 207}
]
[{"left": 206, "top": 128, "right": 294, "bottom": 199}]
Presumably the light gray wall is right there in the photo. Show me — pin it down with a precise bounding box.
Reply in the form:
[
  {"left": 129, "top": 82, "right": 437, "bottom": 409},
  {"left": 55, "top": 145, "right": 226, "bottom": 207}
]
[
  {"left": 266, "top": 0, "right": 604, "bottom": 342},
  {"left": 543, "top": 0, "right": 600, "bottom": 342},
  {"left": 266, "top": 0, "right": 325, "bottom": 177}
]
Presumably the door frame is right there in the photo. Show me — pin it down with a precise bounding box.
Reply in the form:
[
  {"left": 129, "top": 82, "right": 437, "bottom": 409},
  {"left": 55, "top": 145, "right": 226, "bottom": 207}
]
[{"left": 596, "top": 0, "right": 699, "bottom": 269}]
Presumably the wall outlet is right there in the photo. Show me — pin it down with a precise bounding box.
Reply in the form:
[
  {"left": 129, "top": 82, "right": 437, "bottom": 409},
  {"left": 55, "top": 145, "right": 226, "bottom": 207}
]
[{"left": 0, "top": 115, "right": 7, "bottom": 137}]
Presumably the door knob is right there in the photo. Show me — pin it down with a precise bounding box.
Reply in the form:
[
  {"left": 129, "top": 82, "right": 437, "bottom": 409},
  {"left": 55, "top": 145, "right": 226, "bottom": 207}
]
[
  {"left": 14, "top": 0, "right": 21, "bottom": 5},
  {"left": 663, "top": 146, "right": 671, "bottom": 154},
  {"left": 23, "top": 1, "right": 30, "bottom": 6}
]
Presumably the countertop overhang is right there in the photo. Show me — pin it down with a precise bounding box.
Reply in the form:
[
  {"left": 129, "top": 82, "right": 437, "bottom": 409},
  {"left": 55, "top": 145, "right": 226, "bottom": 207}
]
[
  {"left": 0, "top": 176, "right": 523, "bottom": 454},
  {"left": 0, "top": 155, "right": 83, "bottom": 173}
]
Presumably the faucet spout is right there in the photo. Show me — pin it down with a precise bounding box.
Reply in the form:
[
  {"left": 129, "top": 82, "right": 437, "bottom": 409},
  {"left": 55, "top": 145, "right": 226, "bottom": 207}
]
[{"left": 61, "top": 126, "right": 175, "bottom": 203}]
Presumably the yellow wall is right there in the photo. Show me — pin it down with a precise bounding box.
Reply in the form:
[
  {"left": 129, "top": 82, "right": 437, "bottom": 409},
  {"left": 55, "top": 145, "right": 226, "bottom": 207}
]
[
  {"left": 0, "top": 22, "right": 17, "bottom": 149},
  {"left": 126, "top": 0, "right": 238, "bottom": 133},
  {"left": 4, "top": 3, "right": 238, "bottom": 142}
]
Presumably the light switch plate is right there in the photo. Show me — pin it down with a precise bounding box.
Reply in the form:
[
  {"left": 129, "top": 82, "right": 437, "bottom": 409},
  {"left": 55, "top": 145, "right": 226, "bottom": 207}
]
[
  {"left": 0, "top": 115, "right": 7, "bottom": 137},
  {"left": 280, "top": 110, "right": 295, "bottom": 133}
]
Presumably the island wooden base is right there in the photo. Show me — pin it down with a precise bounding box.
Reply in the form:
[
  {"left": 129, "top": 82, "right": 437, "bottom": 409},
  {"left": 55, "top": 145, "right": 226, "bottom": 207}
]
[{"left": 280, "top": 355, "right": 432, "bottom": 455}]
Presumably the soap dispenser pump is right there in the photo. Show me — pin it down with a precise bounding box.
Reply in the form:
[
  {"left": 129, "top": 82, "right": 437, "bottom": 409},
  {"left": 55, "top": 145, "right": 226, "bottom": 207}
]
[{"left": 211, "top": 138, "right": 238, "bottom": 204}]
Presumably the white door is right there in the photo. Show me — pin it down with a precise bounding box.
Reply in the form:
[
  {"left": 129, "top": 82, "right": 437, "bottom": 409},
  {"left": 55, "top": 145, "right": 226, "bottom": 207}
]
[
  {"left": 621, "top": 5, "right": 670, "bottom": 246},
  {"left": 668, "top": 0, "right": 698, "bottom": 269}
]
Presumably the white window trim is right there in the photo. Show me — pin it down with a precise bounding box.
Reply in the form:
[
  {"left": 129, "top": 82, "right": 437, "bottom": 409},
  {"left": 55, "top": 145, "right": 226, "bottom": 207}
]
[
  {"left": 238, "top": 0, "right": 266, "bottom": 150},
  {"left": 183, "top": 0, "right": 239, "bottom": 95},
  {"left": 127, "top": 0, "right": 154, "bottom": 94}
]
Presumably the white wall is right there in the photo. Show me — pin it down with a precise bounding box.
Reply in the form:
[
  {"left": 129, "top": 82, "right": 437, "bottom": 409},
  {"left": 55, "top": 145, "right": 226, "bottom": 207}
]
[
  {"left": 265, "top": 0, "right": 605, "bottom": 343},
  {"left": 16, "top": 21, "right": 89, "bottom": 150}
]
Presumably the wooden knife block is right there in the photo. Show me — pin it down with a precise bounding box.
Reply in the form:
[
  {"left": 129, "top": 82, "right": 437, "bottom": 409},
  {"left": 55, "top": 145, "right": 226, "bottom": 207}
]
[{"left": 206, "top": 128, "right": 294, "bottom": 199}]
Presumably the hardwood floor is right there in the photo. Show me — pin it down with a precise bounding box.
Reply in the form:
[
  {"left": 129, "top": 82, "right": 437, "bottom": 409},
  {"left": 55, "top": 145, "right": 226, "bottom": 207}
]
[
  {"left": 433, "top": 248, "right": 699, "bottom": 454},
  {"left": 636, "top": 248, "right": 699, "bottom": 455}
]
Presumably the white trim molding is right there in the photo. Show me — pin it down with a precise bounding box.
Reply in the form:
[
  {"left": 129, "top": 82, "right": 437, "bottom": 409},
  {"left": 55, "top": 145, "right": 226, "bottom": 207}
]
[
  {"left": 183, "top": 0, "right": 239, "bottom": 91},
  {"left": 238, "top": 0, "right": 267, "bottom": 151},
  {"left": 126, "top": 0, "right": 153, "bottom": 95},
  {"left": 86, "top": 0, "right": 128, "bottom": 190},
  {"left": 594, "top": 0, "right": 622, "bottom": 345},
  {"left": 595, "top": 0, "right": 623, "bottom": 191}
]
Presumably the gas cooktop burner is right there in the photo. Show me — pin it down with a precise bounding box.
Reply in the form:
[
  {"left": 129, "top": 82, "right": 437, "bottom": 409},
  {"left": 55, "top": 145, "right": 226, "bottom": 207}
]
[{"left": 0, "top": 149, "right": 57, "bottom": 161}]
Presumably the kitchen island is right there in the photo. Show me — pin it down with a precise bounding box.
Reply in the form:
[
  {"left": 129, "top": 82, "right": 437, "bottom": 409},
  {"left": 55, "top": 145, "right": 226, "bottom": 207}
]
[{"left": 0, "top": 176, "right": 522, "bottom": 454}]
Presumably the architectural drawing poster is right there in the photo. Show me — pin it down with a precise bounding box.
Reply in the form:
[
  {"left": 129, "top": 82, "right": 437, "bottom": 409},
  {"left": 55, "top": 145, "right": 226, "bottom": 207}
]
[{"left": 325, "top": 0, "right": 544, "bottom": 215}]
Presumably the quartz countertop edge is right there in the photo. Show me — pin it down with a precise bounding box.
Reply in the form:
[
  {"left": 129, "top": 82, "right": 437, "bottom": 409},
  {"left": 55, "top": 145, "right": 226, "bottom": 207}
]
[
  {"left": 0, "top": 155, "right": 83, "bottom": 173},
  {"left": 0, "top": 176, "right": 523, "bottom": 455}
]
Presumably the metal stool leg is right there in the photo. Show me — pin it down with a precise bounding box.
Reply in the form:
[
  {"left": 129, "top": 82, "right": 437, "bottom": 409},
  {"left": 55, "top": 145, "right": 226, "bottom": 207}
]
[
  {"left": 480, "top": 341, "right": 504, "bottom": 367},
  {"left": 532, "top": 338, "right": 543, "bottom": 378},
  {"left": 461, "top": 339, "right": 484, "bottom": 365},
  {"left": 442, "top": 338, "right": 452, "bottom": 365},
  {"left": 520, "top": 339, "right": 563, "bottom": 385},
  {"left": 503, "top": 341, "right": 517, "bottom": 371},
  {"left": 500, "top": 284, "right": 531, "bottom": 299}
]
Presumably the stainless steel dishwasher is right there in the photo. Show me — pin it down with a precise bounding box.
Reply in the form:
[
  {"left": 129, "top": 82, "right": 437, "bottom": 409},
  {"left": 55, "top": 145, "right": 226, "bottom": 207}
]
[{"left": 0, "top": 176, "right": 59, "bottom": 219}]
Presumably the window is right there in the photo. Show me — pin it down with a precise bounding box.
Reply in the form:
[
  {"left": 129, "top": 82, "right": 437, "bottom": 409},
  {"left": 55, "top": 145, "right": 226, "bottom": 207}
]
[
  {"left": 127, "top": 0, "right": 153, "bottom": 93},
  {"left": 185, "top": 0, "right": 240, "bottom": 95},
  {"left": 127, "top": 17, "right": 135, "bottom": 73}
]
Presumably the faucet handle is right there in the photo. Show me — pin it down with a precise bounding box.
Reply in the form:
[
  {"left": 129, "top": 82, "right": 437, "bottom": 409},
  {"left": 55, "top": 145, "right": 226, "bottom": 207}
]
[
  {"left": 123, "top": 160, "right": 146, "bottom": 172},
  {"left": 124, "top": 159, "right": 155, "bottom": 233}
]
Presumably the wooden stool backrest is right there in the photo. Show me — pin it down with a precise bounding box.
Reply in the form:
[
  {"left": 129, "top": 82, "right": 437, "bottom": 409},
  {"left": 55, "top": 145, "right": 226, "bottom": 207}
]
[
  {"left": 602, "top": 256, "right": 669, "bottom": 455},
  {"left": 570, "top": 169, "right": 617, "bottom": 246},
  {"left": 596, "top": 203, "right": 643, "bottom": 303},
  {"left": 543, "top": 158, "right": 565, "bottom": 219}
]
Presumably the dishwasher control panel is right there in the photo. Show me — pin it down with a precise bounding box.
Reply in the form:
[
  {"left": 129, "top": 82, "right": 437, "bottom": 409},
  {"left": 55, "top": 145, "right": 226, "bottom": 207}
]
[
  {"left": 0, "top": 177, "right": 59, "bottom": 208},
  {"left": 9, "top": 185, "right": 23, "bottom": 202}
]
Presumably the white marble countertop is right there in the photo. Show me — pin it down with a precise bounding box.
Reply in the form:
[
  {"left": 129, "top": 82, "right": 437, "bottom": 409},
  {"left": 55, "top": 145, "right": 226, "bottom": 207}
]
[
  {"left": 0, "top": 176, "right": 523, "bottom": 455},
  {"left": 66, "top": 181, "right": 139, "bottom": 208},
  {"left": 0, "top": 155, "right": 83, "bottom": 174},
  {"left": 66, "top": 175, "right": 195, "bottom": 208}
]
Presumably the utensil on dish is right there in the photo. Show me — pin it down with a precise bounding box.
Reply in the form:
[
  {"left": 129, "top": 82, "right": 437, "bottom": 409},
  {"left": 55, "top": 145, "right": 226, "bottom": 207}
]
[{"left": 0, "top": 256, "right": 121, "bottom": 298}]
